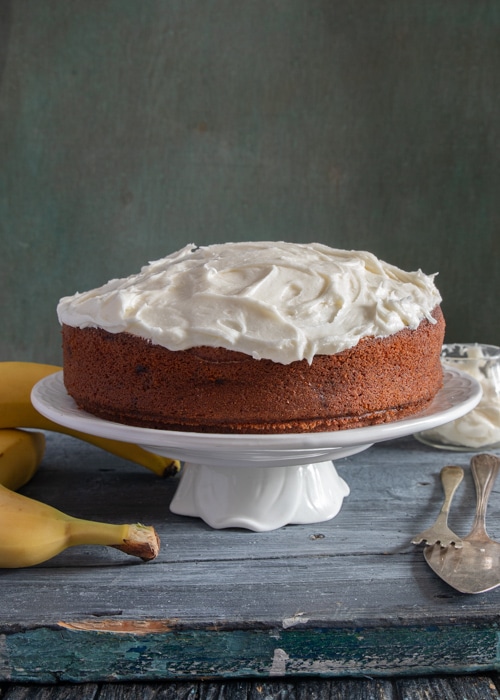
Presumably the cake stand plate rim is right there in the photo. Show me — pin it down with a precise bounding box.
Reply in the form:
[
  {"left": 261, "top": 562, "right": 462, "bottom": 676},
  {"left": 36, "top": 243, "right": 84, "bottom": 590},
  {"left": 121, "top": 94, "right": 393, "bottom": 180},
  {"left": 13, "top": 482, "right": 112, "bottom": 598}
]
[{"left": 31, "top": 368, "right": 481, "bottom": 462}]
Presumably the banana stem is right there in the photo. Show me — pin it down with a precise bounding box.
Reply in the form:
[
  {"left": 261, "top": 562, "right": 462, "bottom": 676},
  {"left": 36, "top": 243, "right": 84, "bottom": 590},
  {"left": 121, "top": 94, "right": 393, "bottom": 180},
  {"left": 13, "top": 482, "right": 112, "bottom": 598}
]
[{"left": 67, "top": 519, "right": 160, "bottom": 561}]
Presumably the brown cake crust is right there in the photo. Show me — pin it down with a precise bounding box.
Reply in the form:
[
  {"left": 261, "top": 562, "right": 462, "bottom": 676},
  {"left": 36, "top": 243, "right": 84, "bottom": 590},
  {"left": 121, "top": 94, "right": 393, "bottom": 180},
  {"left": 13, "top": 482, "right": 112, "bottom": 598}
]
[{"left": 61, "top": 306, "right": 445, "bottom": 434}]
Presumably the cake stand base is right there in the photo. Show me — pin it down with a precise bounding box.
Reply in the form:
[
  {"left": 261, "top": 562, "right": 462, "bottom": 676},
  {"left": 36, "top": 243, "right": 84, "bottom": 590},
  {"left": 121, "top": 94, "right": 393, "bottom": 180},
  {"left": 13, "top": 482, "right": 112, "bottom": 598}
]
[{"left": 169, "top": 460, "right": 350, "bottom": 531}]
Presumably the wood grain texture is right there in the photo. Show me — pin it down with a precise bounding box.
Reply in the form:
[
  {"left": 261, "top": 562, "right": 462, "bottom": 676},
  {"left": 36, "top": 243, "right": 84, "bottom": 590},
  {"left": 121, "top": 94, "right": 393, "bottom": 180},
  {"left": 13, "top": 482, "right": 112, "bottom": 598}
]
[
  {"left": 1, "top": 434, "right": 500, "bottom": 682},
  {"left": 0, "top": 1, "right": 499, "bottom": 363},
  {"left": 1, "top": 676, "right": 500, "bottom": 699},
  {"left": 396, "top": 675, "right": 500, "bottom": 700}
]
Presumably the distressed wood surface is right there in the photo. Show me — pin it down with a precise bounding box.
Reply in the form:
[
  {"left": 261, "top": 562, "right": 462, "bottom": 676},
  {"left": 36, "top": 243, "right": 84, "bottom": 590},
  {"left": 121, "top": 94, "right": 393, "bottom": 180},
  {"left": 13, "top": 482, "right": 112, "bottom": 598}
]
[
  {"left": 2, "top": 674, "right": 500, "bottom": 698},
  {"left": 1, "top": 434, "right": 500, "bottom": 684}
]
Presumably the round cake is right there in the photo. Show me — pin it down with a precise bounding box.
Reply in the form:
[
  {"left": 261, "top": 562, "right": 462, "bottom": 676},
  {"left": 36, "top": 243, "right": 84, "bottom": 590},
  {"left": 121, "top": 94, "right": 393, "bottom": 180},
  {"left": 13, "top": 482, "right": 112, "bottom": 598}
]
[{"left": 57, "top": 242, "right": 445, "bottom": 434}]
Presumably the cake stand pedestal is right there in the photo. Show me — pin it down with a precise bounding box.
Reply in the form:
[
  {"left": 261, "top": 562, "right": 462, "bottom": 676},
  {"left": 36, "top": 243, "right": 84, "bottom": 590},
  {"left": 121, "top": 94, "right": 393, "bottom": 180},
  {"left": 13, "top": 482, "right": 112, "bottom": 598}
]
[
  {"left": 164, "top": 451, "right": 363, "bottom": 531},
  {"left": 32, "top": 369, "right": 481, "bottom": 532}
]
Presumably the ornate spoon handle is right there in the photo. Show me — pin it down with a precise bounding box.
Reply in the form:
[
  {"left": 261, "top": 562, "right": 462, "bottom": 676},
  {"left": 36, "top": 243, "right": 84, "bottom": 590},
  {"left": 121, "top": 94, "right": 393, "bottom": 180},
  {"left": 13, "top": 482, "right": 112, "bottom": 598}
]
[{"left": 467, "top": 454, "right": 500, "bottom": 541}]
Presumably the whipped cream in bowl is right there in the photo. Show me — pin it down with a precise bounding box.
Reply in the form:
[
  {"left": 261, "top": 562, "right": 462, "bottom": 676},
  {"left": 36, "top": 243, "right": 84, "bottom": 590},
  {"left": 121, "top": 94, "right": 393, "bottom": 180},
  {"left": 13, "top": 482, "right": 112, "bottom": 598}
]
[
  {"left": 416, "top": 343, "right": 500, "bottom": 450},
  {"left": 57, "top": 241, "right": 442, "bottom": 365}
]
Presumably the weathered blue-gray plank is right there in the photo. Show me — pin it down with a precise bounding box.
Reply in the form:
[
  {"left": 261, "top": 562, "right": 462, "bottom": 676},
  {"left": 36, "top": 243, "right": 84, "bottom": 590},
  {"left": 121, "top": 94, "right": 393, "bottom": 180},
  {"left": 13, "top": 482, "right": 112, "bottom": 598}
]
[{"left": 1, "top": 435, "right": 500, "bottom": 682}]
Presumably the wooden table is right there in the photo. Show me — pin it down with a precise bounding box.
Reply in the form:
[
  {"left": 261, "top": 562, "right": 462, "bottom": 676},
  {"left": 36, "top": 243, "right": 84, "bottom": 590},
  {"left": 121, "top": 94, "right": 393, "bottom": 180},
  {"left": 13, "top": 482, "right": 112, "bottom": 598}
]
[
  {"left": 2, "top": 432, "right": 500, "bottom": 697},
  {"left": 2, "top": 674, "right": 500, "bottom": 698}
]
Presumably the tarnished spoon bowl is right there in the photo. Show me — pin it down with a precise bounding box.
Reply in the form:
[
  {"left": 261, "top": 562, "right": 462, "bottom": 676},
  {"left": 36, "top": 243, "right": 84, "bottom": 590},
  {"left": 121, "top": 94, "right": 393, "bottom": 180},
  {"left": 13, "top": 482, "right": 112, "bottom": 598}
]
[{"left": 424, "top": 539, "right": 500, "bottom": 594}]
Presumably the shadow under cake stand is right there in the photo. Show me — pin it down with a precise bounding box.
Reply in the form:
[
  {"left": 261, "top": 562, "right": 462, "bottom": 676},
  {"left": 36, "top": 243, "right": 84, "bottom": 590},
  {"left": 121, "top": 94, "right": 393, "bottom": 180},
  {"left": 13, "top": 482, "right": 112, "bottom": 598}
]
[{"left": 32, "top": 369, "right": 481, "bottom": 532}]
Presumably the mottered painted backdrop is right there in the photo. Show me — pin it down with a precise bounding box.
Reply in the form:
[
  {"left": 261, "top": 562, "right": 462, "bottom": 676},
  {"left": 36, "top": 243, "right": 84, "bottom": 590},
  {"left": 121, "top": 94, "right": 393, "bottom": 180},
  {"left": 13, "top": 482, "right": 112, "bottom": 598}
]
[{"left": 1, "top": 1, "right": 499, "bottom": 363}]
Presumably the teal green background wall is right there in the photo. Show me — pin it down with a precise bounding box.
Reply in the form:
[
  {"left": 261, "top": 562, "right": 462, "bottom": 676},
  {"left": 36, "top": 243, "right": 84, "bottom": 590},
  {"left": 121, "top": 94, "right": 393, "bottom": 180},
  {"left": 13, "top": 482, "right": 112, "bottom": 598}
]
[{"left": 1, "top": 1, "right": 499, "bottom": 363}]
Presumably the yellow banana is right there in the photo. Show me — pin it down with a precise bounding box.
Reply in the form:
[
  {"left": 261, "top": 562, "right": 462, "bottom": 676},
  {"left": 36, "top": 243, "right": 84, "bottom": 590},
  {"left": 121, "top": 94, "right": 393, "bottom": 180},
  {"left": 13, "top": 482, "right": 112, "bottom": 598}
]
[
  {"left": 0, "top": 362, "right": 180, "bottom": 478},
  {"left": 0, "top": 482, "right": 160, "bottom": 567},
  {"left": 0, "top": 428, "right": 46, "bottom": 490}
]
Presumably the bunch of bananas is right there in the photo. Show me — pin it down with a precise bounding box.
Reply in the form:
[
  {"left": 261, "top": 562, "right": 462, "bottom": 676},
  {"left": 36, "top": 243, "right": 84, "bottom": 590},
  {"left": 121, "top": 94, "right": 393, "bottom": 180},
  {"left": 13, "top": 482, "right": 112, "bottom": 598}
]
[
  {"left": 1, "top": 361, "right": 180, "bottom": 477},
  {"left": 0, "top": 362, "right": 177, "bottom": 568}
]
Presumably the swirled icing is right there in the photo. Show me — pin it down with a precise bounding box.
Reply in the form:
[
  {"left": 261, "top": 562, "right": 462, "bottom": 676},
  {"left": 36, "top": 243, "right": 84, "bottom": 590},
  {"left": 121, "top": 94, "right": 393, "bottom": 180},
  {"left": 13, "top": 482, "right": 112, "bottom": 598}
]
[
  {"left": 57, "top": 241, "right": 442, "bottom": 364},
  {"left": 419, "top": 345, "right": 500, "bottom": 448}
]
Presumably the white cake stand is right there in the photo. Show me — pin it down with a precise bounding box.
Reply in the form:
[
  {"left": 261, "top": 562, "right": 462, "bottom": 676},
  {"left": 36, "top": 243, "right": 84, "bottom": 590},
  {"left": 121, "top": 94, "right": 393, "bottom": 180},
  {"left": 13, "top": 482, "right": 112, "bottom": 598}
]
[{"left": 32, "top": 368, "right": 481, "bottom": 531}]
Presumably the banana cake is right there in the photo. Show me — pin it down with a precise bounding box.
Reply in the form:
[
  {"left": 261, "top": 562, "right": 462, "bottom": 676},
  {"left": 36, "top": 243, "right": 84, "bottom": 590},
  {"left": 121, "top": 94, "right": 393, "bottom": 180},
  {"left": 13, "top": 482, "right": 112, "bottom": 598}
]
[{"left": 57, "top": 241, "right": 445, "bottom": 434}]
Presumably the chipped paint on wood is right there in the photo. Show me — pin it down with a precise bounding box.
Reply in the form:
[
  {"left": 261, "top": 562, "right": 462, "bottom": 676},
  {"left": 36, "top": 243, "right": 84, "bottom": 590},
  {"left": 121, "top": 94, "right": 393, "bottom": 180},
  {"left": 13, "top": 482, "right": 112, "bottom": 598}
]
[
  {"left": 282, "top": 613, "right": 309, "bottom": 629},
  {"left": 269, "top": 648, "right": 290, "bottom": 676},
  {"left": 58, "top": 619, "right": 178, "bottom": 634},
  {"left": 1, "top": 625, "right": 500, "bottom": 683}
]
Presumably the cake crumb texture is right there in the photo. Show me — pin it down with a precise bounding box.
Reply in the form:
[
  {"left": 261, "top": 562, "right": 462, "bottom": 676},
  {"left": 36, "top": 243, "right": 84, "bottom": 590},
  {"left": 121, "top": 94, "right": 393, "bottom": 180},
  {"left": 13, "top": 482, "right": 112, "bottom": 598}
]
[{"left": 61, "top": 306, "right": 445, "bottom": 434}]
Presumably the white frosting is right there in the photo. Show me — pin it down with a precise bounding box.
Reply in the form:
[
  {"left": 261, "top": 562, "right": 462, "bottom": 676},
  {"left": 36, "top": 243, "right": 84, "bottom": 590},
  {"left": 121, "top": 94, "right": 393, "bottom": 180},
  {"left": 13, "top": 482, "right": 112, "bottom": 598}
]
[
  {"left": 420, "top": 345, "right": 500, "bottom": 449},
  {"left": 57, "top": 241, "right": 442, "bottom": 364}
]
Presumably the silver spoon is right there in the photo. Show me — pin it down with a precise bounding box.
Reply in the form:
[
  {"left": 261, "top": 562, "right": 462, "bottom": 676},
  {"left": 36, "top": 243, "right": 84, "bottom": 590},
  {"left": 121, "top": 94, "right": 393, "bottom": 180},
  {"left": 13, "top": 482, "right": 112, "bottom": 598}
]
[
  {"left": 423, "top": 453, "right": 500, "bottom": 594},
  {"left": 412, "top": 465, "right": 464, "bottom": 548}
]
